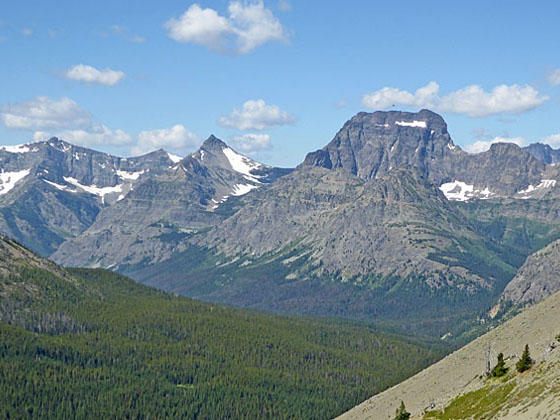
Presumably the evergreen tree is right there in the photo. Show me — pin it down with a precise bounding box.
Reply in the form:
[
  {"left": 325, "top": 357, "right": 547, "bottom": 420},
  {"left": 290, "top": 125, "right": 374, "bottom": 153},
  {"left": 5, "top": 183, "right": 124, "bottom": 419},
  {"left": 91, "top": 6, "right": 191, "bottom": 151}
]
[
  {"left": 516, "top": 344, "right": 533, "bottom": 373},
  {"left": 394, "top": 401, "right": 411, "bottom": 420},
  {"left": 490, "top": 352, "right": 508, "bottom": 377}
]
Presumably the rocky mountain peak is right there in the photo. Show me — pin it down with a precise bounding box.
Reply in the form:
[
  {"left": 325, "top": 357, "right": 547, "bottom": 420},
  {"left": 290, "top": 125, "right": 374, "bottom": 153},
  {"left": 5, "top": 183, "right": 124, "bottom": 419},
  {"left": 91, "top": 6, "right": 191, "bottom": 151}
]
[
  {"left": 488, "top": 142, "right": 523, "bottom": 154},
  {"left": 524, "top": 143, "right": 560, "bottom": 164},
  {"left": 302, "top": 109, "right": 456, "bottom": 181},
  {"left": 201, "top": 135, "right": 228, "bottom": 152}
]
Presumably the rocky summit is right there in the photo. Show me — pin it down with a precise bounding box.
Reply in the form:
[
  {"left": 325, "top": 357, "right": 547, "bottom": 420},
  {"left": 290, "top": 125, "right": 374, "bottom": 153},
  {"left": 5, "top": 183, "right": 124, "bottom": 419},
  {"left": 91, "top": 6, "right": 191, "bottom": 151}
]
[{"left": 2, "top": 110, "right": 560, "bottom": 339}]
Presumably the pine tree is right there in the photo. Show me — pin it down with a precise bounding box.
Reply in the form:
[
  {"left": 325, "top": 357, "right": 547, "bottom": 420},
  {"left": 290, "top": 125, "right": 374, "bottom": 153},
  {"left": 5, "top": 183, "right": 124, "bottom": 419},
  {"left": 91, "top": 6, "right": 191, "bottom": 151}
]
[
  {"left": 516, "top": 344, "right": 533, "bottom": 373},
  {"left": 394, "top": 401, "right": 410, "bottom": 420},
  {"left": 490, "top": 352, "right": 508, "bottom": 377}
]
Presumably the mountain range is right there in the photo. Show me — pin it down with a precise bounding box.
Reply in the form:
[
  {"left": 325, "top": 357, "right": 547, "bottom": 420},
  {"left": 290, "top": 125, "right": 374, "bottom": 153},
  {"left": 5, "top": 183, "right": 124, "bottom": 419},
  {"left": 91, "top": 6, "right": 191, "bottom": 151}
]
[{"left": 2, "top": 109, "right": 560, "bottom": 339}]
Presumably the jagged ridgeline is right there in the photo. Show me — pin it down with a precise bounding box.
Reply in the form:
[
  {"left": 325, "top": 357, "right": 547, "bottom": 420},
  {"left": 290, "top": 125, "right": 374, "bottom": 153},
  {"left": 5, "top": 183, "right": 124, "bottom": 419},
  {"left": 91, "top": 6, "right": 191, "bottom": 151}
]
[
  {"left": 0, "top": 235, "right": 448, "bottom": 419},
  {"left": 2, "top": 110, "right": 560, "bottom": 340}
]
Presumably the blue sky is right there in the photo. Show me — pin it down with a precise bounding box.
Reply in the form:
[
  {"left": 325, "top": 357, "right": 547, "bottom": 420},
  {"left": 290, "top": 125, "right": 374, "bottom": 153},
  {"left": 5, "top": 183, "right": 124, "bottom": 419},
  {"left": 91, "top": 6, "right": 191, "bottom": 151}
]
[{"left": 1, "top": 0, "right": 559, "bottom": 167}]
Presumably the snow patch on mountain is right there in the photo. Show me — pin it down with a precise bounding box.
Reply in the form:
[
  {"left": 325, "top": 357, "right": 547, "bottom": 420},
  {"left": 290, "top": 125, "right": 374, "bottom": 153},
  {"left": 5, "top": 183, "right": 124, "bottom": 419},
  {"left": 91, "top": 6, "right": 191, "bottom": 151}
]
[
  {"left": 0, "top": 169, "right": 31, "bottom": 195},
  {"left": 167, "top": 152, "right": 182, "bottom": 163},
  {"left": 43, "top": 179, "right": 77, "bottom": 193},
  {"left": 64, "top": 177, "right": 124, "bottom": 203},
  {"left": 222, "top": 147, "right": 263, "bottom": 181},
  {"left": 395, "top": 120, "right": 427, "bottom": 128},
  {"left": 439, "top": 180, "right": 495, "bottom": 201},
  {"left": 231, "top": 183, "right": 259, "bottom": 196},
  {"left": 517, "top": 179, "right": 557, "bottom": 198},
  {"left": 116, "top": 169, "right": 145, "bottom": 180},
  {"left": 0, "top": 144, "right": 32, "bottom": 154}
]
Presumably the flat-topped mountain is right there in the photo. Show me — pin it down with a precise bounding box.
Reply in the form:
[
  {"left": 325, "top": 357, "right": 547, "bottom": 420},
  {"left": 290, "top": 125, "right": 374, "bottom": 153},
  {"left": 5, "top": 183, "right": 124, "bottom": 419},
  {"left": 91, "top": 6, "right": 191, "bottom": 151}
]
[{"left": 302, "top": 109, "right": 457, "bottom": 182}]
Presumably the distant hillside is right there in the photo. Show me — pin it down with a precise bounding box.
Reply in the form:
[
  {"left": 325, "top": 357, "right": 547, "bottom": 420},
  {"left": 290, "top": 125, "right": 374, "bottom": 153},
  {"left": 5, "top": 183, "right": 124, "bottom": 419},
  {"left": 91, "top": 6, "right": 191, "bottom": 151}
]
[
  {"left": 338, "top": 289, "right": 560, "bottom": 419},
  {"left": 0, "top": 235, "right": 447, "bottom": 419},
  {"left": 501, "top": 238, "right": 560, "bottom": 305}
]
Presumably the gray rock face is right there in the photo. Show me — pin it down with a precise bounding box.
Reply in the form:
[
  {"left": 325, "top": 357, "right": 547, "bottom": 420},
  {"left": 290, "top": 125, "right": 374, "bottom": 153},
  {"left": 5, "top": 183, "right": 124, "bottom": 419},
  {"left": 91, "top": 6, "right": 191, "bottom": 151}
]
[
  {"left": 196, "top": 111, "right": 558, "bottom": 286},
  {"left": 524, "top": 143, "right": 560, "bottom": 164},
  {"left": 302, "top": 109, "right": 457, "bottom": 182},
  {"left": 501, "top": 239, "right": 560, "bottom": 304}
]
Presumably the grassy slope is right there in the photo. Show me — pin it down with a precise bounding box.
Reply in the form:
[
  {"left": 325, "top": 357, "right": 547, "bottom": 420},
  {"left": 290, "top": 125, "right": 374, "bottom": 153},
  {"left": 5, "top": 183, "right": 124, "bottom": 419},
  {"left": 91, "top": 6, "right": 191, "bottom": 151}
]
[
  {"left": 422, "top": 355, "right": 560, "bottom": 420},
  {"left": 338, "top": 289, "right": 560, "bottom": 420},
  {"left": 0, "top": 255, "right": 449, "bottom": 419}
]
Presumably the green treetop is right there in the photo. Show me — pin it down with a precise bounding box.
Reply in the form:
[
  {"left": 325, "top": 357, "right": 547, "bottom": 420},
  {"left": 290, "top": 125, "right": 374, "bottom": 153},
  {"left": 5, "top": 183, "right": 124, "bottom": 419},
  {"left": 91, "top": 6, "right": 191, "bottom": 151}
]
[
  {"left": 516, "top": 344, "right": 533, "bottom": 373},
  {"left": 394, "top": 401, "right": 411, "bottom": 420},
  {"left": 490, "top": 352, "right": 508, "bottom": 377}
]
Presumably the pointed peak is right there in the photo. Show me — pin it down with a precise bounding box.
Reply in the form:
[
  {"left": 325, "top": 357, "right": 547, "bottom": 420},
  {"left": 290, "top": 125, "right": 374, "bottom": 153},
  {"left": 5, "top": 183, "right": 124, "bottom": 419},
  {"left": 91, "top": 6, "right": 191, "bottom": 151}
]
[
  {"left": 201, "top": 135, "right": 228, "bottom": 151},
  {"left": 44, "top": 137, "right": 74, "bottom": 152}
]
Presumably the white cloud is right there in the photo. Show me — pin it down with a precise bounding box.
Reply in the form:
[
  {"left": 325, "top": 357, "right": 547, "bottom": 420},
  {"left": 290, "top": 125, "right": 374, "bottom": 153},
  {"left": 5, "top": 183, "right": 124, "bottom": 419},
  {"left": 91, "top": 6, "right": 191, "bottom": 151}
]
[
  {"left": 465, "top": 136, "right": 527, "bottom": 154},
  {"left": 542, "top": 134, "right": 560, "bottom": 149},
  {"left": 2, "top": 96, "right": 131, "bottom": 148},
  {"left": 21, "top": 28, "right": 33, "bottom": 36},
  {"left": 1, "top": 96, "right": 91, "bottom": 130},
  {"left": 164, "top": 1, "right": 287, "bottom": 54},
  {"left": 65, "top": 64, "right": 125, "bottom": 86},
  {"left": 132, "top": 124, "right": 201, "bottom": 155},
  {"left": 547, "top": 68, "right": 560, "bottom": 86},
  {"left": 362, "top": 81, "right": 548, "bottom": 117},
  {"left": 231, "top": 133, "right": 272, "bottom": 154},
  {"left": 165, "top": 4, "right": 231, "bottom": 50},
  {"left": 33, "top": 125, "right": 132, "bottom": 147},
  {"left": 278, "top": 0, "right": 291, "bottom": 12},
  {"left": 218, "top": 99, "right": 295, "bottom": 130}
]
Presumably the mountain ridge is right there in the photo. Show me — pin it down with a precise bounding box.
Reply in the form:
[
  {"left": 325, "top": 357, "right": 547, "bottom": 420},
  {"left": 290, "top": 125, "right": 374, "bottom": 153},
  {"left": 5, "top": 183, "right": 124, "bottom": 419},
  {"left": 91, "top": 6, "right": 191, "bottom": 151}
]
[{"left": 3, "top": 110, "right": 560, "bottom": 339}]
